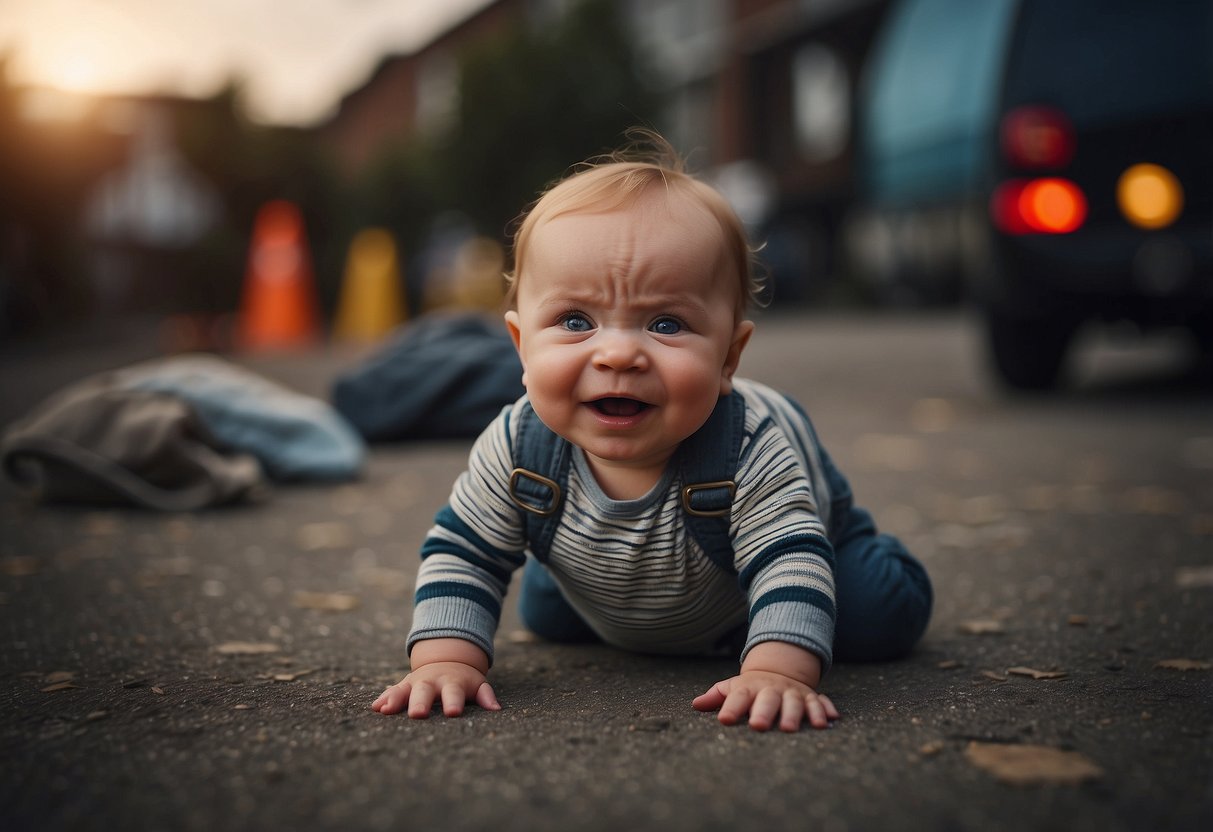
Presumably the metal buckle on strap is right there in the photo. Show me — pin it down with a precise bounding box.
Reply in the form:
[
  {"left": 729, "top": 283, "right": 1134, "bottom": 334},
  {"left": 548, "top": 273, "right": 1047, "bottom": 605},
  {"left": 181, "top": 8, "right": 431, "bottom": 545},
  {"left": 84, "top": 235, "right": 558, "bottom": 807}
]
[
  {"left": 681, "top": 480, "right": 736, "bottom": 517},
  {"left": 509, "top": 467, "right": 562, "bottom": 516}
]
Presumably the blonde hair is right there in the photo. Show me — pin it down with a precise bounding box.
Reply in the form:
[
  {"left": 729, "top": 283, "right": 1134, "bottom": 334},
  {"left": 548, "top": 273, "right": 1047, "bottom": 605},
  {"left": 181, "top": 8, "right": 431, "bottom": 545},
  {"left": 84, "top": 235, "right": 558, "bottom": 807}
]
[{"left": 506, "top": 130, "right": 761, "bottom": 315}]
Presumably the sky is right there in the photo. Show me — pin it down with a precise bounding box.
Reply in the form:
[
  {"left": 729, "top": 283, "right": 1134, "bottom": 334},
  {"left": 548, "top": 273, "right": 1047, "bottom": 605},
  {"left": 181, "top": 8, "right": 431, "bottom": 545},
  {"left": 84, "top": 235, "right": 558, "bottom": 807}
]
[{"left": 0, "top": 0, "right": 495, "bottom": 125}]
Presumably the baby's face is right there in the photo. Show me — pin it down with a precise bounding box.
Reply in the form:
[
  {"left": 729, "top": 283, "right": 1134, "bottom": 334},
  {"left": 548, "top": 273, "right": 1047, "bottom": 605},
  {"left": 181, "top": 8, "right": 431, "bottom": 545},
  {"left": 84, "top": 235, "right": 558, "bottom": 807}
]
[{"left": 505, "top": 188, "right": 752, "bottom": 488}]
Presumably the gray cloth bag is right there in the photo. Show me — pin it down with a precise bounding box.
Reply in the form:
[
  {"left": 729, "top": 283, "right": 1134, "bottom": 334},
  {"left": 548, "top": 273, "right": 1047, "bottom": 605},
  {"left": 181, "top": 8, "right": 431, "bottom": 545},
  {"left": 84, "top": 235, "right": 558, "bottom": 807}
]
[{"left": 1, "top": 379, "right": 266, "bottom": 511}]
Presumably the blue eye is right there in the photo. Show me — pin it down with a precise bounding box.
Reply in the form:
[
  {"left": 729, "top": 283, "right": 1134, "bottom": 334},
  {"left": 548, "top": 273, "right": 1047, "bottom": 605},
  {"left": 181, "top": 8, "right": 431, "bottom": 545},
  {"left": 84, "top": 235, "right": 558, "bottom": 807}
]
[
  {"left": 650, "top": 317, "right": 683, "bottom": 335},
  {"left": 561, "top": 313, "right": 592, "bottom": 332}
]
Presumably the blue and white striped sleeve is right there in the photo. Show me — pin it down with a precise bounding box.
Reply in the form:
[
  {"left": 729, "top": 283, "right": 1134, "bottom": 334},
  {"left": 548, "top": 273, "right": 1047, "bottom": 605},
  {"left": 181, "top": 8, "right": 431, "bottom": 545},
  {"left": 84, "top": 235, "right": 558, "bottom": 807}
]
[
  {"left": 731, "top": 414, "right": 836, "bottom": 672},
  {"left": 407, "top": 406, "right": 528, "bottom": 664}
]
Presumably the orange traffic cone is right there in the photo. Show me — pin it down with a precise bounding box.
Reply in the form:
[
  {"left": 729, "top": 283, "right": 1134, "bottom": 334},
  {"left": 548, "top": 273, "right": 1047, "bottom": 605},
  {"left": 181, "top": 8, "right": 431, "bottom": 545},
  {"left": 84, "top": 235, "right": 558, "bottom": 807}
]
[
  {"left": 333, "top": 228, "right": 407, "bottom": 343},
  {"left": 236, "top": 200, "right": 321, "bottom": 351}
]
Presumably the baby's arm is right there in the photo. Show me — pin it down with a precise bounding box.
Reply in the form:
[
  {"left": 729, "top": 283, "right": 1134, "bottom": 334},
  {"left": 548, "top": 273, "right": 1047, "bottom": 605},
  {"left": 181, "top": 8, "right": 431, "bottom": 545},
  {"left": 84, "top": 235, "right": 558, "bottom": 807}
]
[
  {"left": 372, "top": 638, "right": 501, "bottom": 718},
  {"left": 693, "top": 641, "right": 838, "bottom": 732}
]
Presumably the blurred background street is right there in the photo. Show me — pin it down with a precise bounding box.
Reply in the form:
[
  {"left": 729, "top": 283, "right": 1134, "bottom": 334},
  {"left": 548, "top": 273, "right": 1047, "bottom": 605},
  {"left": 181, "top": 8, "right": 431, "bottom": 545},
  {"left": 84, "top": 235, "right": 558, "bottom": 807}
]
[
  {"left": 1, "top": 0, "right": 1207, "bottom": 377},
  {"left": 1, "top": 1, "right": 1211, "bottom": 830}
]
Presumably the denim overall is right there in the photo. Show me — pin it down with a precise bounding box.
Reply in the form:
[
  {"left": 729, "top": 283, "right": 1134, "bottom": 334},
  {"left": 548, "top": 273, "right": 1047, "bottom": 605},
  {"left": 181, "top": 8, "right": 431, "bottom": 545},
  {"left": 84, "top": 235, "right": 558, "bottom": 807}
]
[{"left": 508, "top": 388, "right": 933, "bottom": 663}]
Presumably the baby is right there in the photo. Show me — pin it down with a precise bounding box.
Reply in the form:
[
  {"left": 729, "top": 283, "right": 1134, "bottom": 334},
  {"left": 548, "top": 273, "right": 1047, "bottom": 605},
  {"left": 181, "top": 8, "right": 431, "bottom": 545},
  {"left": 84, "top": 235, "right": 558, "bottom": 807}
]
[{"left": 372, "top": 133, "right": 932, "bottom": 731}]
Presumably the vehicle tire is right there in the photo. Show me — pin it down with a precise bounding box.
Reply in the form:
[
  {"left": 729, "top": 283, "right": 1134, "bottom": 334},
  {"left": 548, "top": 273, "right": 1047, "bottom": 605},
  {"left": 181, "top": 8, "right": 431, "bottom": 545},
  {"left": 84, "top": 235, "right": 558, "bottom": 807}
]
[
  {"left": 984, "top": 306, "right": 1076, "bottom": 391},
  {"left": 1189, "top": 314, "right": 1213, "bottom": 387},
  {"left": 1189, "top": 312, "right": 1213, "bottom": 355}
]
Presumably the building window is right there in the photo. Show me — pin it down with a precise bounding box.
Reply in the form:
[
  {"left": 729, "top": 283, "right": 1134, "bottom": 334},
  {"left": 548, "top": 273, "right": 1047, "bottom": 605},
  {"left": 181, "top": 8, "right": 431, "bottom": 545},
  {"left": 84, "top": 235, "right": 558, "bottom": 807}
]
[
  {"left": 527, "top": 0, "right": 577, "bottom": 31},
  {"left": 416, "top": 50, "right": 459, "bottom": 135},
  {"left": 792, "top": 43, "right": 850, "bottom": 163},
  {"left": 625, "top": 0, "right": 726, "bottom": 86},
  {"left": 665, "top": 81, "right": 716, "bottom": 164}
]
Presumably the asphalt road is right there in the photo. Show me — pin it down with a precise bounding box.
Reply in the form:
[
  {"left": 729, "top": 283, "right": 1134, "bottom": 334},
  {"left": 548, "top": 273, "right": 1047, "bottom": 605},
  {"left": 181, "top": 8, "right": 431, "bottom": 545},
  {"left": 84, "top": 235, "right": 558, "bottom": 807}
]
[{"left": 1, "top": 311, "right": 1211, "bottom": 831}]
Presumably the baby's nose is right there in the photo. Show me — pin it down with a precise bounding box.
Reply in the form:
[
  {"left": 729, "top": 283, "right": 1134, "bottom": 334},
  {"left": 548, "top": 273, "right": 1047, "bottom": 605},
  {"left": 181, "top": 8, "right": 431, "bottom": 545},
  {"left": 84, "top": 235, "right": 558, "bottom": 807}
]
[{"left": 592, "top": 329, "right": 649, "bottom": 371}]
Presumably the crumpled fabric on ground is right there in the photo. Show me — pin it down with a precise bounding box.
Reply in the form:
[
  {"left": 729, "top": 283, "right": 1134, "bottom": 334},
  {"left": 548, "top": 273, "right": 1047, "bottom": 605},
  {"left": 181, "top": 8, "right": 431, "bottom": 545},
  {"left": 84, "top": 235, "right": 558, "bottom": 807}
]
[
  {"left": 1, "top": 382, "right": 266, "bottom": 511},
  {"left": 1, "top": 353, "right": 365, "bottom": 510},
  {"left": 114, "top": 353, "right": 365, "bottom": 481},
  {"left": 331, "top": 312, "right": 525, "bottom": 441}
]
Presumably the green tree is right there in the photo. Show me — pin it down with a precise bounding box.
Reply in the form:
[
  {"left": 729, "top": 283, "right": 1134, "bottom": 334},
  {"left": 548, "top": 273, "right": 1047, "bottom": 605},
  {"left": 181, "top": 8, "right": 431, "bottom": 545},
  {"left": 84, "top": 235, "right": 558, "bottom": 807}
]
[
  {"left": 439, "top": 0, "right": 660, "bottom": 241},
  {"left": 345, "top": 0, "right": 660, "bottom": 313}
]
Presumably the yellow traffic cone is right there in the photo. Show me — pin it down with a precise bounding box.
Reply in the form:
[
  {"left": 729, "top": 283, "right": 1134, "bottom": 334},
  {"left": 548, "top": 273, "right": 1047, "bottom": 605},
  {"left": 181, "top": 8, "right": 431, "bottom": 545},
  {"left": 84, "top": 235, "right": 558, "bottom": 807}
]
[{"left": 333, "top": 228, "right": 407, "bottom": 343}]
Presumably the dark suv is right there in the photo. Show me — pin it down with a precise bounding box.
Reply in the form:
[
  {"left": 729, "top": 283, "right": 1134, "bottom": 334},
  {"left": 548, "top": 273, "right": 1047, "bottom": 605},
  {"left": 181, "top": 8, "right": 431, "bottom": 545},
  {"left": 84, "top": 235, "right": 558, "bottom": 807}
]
[{"left": 853, "top": 0, "right": 1213, "bottom": 389}]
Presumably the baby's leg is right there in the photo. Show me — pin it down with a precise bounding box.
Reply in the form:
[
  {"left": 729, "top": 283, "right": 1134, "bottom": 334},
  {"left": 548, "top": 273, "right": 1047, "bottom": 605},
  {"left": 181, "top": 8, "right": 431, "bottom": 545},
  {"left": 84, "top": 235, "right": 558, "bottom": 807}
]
[
  {"left": 832, "top": 505, "right": 933, "bottom": 662},
  {"left": 517, "top": 558, "right": 601, "bottom": 643}
]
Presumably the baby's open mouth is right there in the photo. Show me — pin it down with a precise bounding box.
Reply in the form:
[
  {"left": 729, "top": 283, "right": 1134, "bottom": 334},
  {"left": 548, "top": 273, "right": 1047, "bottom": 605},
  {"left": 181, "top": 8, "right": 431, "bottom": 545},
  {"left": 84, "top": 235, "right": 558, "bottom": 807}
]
[{"left": 589, "top": 397, "right": 650, "bottom": 417}]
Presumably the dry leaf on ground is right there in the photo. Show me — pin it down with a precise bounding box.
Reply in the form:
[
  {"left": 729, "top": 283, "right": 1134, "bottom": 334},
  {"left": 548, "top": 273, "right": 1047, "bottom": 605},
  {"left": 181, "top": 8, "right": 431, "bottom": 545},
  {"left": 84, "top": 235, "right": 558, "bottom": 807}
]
[
  {"left": 44, "top": 670, "right": 75, "bottom": 684},
  {"left": 146, "top": 557, "right": 193, "bottom": 577},
  {"left": 41, "top": 681, "right": 79, "bottom": 692},
  {"left": 909, "top": 398, "right": 956, "bottom": 433},
  {"left": 1, "top": 556, "right": 40, "bottom": 576},
  {"left": 853, "top": 434, "right": 927, "bottom": 472},
  {"left": 293, "top": 591, "right": 360, "bottom": 612},
  {"left": 1174, "top": 566, "right": 1213, "bottom": 589},
  {"left": 296, "top": 522, "right": 353, "bottom": 551},
  {"left": 964, "top": 742, "right": 1103, "bottom": 786},
  {"left": 1121, "top": 486, "right": 1186, "bottom": 516},
  {"left": 84, "top": 514, "right": 121, "bottom": 536},
  {"left": 959, "top": 620, "right": 1005, "bottom": 635},
  {"left": 213, "top": 641, "right": 281, "bottom": 656},
  {"left": 980, "top": 671, "right": 1008, "bottom": 682},
  {"left": 1154, "top": 658, "right": 1211, "bottom": 671},
  {"left": 1007, "top": 667, "right": 1068, "bottom": 680},
  {"left": 271, "top": 669, "right": 317, "bottom": 682},
  {"left": 356, "top": 567, "right": 413, "bottom": 596},
  {"left": 957, "top": 495, "right": 1009, "bottom": 526}
]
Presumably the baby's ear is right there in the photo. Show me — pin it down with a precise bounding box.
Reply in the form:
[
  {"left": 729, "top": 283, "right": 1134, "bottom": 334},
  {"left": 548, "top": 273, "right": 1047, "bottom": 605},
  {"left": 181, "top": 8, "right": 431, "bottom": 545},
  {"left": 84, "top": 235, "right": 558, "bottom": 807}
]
[
  {"left": 504, "top": 310, "right": 528, "bottom": 387},
  {"left": 720, "top": 320, "right": 754, "bottom": 395},
  {"left": 504, "top": 310, "right": 523, "bottom": 353}
]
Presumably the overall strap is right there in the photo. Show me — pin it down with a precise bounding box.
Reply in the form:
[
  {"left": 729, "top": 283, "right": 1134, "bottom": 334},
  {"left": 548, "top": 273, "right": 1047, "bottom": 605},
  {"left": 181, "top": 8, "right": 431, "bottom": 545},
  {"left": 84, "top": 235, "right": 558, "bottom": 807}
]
[
  {"left": 678, "top": 392, "right": 746, "bottom": 574},
  {"left": 507, "top": 400, "right": 573, "bottom": 563}
]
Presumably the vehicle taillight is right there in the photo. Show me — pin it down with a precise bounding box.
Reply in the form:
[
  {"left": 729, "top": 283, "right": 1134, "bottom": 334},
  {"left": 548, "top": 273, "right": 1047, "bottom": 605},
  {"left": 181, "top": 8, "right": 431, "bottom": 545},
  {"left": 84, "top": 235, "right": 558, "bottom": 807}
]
[
  {"left": 991, "top": 178, "right": 1087, "bottom": 235},
  {"left": 1001, "top": 106, "right": 1075, "bottom": 169},
  {"left": 1117, "top": 163, "right": 1184, "bottom": 229}
]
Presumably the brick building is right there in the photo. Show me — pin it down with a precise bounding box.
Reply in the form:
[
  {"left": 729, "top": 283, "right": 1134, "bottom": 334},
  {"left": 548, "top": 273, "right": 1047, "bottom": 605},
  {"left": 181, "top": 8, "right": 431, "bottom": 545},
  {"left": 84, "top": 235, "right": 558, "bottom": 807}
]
[{"left": 322, "top": 0, "right": 892, "bottom": 296}]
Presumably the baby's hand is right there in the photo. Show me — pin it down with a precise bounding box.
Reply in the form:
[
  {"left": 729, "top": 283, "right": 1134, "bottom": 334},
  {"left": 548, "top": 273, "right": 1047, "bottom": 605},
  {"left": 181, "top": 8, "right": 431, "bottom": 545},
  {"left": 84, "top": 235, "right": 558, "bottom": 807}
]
[
  {"left": 692, "top": 670, "right": 839, "bottom": 732},
  {"left": 372, "top": 661, "right": 501, "bottom": 719}
]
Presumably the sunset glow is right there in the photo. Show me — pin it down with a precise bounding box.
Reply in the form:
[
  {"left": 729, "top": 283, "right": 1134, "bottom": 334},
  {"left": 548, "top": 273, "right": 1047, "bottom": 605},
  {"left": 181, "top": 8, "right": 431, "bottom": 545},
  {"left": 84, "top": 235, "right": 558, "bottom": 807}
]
[
  {"left": 48, "top": 50, "right": 107, "bottom": 93},
  {"left": 0, "top": 0, "right": 495, "bottom": 125}
]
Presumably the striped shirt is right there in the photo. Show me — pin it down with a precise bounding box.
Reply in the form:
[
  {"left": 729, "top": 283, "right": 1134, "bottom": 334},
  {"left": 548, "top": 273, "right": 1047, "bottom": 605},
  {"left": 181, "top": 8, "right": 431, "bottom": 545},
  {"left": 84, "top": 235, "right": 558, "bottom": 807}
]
[{"left": 408, "top": 378, "right": 837, "bottom": 669}]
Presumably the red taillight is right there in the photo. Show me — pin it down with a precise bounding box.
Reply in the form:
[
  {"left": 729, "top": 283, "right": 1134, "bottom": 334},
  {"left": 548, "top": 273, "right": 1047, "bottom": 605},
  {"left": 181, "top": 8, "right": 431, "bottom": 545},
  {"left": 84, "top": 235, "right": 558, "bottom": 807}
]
[
  {"left": 991, "top": 178, "right": 1087, "bottom": 234},
  {"left": 1001, "top": 106, "right": 1075, "bottom": 169}
]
